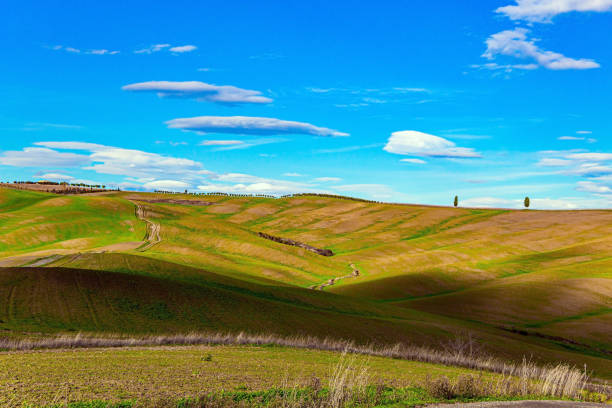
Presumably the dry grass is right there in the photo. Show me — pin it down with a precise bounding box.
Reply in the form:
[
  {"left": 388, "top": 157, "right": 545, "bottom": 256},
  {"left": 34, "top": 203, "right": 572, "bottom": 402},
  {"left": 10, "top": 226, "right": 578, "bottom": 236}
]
[
  {"left": 425, "top": 359, "right": 590, "bottom": 400},
  {"left": 0, "top": 331, "right": 602, "bottom": 401}
]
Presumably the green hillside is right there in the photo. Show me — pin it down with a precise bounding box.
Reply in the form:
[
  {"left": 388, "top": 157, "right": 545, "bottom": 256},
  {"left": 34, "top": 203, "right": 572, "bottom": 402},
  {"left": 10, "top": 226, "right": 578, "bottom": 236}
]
[{"left": 0, "top": 187, "right": 610, "bottom": 378}]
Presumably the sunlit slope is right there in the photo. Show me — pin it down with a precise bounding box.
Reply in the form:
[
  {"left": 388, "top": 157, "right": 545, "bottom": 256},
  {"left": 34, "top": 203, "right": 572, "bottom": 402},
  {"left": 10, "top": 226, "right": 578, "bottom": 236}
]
[
  {"left": 121, "top": 193, "right": 612, "bottom": 352},
  {"left": 124, "top": 195, "right": 347, "bottom": 286},
  {"left": 0, "top": 189, "right": 610, "bottom": 373},
  {"left": 0, "top": 188, "right": 145, "bottom": 257}
]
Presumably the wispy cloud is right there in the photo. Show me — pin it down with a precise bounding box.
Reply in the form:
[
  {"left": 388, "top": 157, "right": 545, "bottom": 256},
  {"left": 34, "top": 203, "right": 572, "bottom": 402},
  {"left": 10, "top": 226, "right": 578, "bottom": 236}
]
[
  {"left": 460, "top": 196, "right": 585, "bottom": 209},
  {"left": 200, "top": 140, "right": 244, "bottom": 146},
  {"left": 482, "top": 28, "right": 600, "bottom": 70},
  {"left": 169, "top": 45, "right": 197, "bottom": 53},
  {"left": 400, "top": 158, "right": 427, "bottom": 164},
  {"left": 88, "top": 49, "right": 120, "bottom": 55},
  {"left": 134, "top": 44, "right": 171, "bottom": 54},
  {"left": 122, "top": 81, "right": 272, "bottom": 105},
  {"left": 314, "top": 143, "right": 383, "bottom": 154},
  {"left": 307, "top": 86, "right": 433, "bottom": 109},
  {"left": 211, "top": 138, "right": 287, "bottom": 151},
  {"left": 0, "top": 147, "right": 90, "bottom": 167},
  {"left": 166, "top": 116, "right": 348, "bottom": 137},
  {"left": 536, "top": 149, "right": 612, "bottom": 197},
  {"left": 313, "top": 177, "right": 342, "bottom": 182},
  {"left": 28, "top": 142, "right": 211, "bottom": 183},
  {"left": 49, "top": 45, "right": 119, "bottom": 55},
  {"left": 576, "top": 181, "right": 612, "bottom": 194}
]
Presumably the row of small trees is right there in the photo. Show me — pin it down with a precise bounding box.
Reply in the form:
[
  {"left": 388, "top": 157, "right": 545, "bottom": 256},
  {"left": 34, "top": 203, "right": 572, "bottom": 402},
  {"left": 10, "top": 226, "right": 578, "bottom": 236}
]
[{"left": 454, "top": 196, "right": 530, "bottom": 208}]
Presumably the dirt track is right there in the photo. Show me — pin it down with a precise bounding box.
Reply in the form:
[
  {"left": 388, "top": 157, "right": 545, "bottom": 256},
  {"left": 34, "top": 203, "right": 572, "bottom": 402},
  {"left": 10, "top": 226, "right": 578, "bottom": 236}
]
[
  {"left": 311, "top": 263, "right": 361, "bottom": 290},
  {"left": 426, "top": 401, "right": 606, "bottom": 407},
  {"left": 133, "top": 202, "right": 161, "bottom": 252}
]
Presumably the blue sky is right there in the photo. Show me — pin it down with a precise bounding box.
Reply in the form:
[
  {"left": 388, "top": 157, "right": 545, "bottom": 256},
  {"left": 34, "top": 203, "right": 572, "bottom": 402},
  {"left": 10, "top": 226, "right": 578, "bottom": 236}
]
[{"left": 1, "top": 0, "right": 612, "bottom": 208}]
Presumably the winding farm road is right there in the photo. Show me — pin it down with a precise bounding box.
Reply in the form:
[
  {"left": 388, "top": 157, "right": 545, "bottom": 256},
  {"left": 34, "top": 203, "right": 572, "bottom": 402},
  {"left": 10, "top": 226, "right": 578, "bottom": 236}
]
[
  {"left": 311, "top": 263, "right": 361, "bottom": 290},
  {"left": 132, "top": 201, "right": 161, "bottom": 252},
  {"left": 426, "top": 401, "right": 606, "bottom": 407}
]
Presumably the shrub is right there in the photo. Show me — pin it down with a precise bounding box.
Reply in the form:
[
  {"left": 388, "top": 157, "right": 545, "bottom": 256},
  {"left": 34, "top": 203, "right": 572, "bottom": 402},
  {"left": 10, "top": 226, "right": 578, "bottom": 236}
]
[{"left": 426, "top": 375, "right": 455, "bottom": 399}]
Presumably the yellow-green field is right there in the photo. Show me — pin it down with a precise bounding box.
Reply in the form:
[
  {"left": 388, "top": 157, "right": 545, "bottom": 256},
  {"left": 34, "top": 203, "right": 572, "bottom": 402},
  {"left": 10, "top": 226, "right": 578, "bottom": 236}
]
[
  {"left": 0, "top": 344, "right": 476, "bottom": 406},
  {"left": 0, "top": 187, "right": 610, "bottom": 382}
]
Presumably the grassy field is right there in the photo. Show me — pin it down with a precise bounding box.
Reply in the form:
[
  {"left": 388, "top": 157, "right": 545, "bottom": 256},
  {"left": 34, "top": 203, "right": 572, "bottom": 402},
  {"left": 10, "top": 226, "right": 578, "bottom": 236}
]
[
  {"left": 0, "top": 343, "right": 600, "bottom": 407},
  {"left": 0, "top": 188, "right": 145, "bottom": 258},
  {"left": 0, "top": 187, "right": 610, "bottom": 384},
  {"left": 0, "top": 344, "right": 473, "bottom": 405}
]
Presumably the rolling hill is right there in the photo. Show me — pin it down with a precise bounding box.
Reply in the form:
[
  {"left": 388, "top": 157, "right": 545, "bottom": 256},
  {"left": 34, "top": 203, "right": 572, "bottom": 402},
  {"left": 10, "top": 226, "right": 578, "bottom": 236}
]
[{"left": 0, "top": 186, "right": 610, "bottom": 378}]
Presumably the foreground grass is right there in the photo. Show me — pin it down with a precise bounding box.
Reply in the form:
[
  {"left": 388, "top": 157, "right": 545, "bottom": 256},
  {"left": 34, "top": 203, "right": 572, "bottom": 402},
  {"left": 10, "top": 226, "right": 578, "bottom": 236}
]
[
  {"left": 0, "top": 344, "right": 488, "bottom": 406},
  {"left": 1, "top": 342, "right": 607, "bottom": 407}
]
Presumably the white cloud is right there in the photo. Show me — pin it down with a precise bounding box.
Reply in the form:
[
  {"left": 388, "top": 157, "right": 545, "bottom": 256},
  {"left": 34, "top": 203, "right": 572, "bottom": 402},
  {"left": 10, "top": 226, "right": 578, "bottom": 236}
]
[
  {"left": 37, "top": 173, "right": 75, "bottom": 181},
  {"left": 496, "top": 0, "right": 612, "bottom": 23},
  {"left": 558, "top": 136, "right": 584, "bottom": 140},
  {"left": 461, "top": 196, "right": 581, "bottom": 209},
  {"left": 0, "top": 147, "right": 90, "bottom": 167},
  {"left": 213, "top": 138, "right": 286, "bottom": 151},
  {"left": 169, "top": 45, "right": 197, "bottom": 53},
  {"left": 400, "top": 158, "right": 427, "bottom": 164},
  {"left": 566, "top": 163, "right": 612, "bottom": 177},
  {"left": 576, "top": 181, "right": 612, "bottom": 194},
  {"left": 283, "top": 173, "right": 304, "bottom": 177},
  {"left": 307, "top": 87, "right": 336, "bottom": 93},
  {"left": 134, "top": 44, "right": 171, "bottom": 54},
  {"left": 88, "top": 49, "right": 120, "bottom": 55},
  {"left": 482, "top": 28, "right": 600, "bottom": 70},
  {"left": 558, "top": 135, "right": 597, "bottom": 143},
  {"left": 122, "top": 81, "right": 272, "bottom": 104},
  {"left": 313, "top": 177, "right": 342, "bottom": 182},
  {"left": 384, "top": 131, "right": 481, "bottom": 158},
  {"left": 200, "top": 140, "right": 244, "bottom": 146},
  {"left": 33, "top": 141, "right": 210, "bottom": 181},
  {"left": 166, "top": 116, "right": 348, "bottom": 137},
  {"left": 36, "top": 141, "right": 107, "bottom": 150},
  {"left": 315, "top": 143, "right": 383, "bottom": 154},
  {"left": 198, "top": 173, "right": 317, "bottom": 195},
  {"left": 143, "top": 179, "right": 190, "bottom": 191},
  {"left": 537, "top": 158, "right": 573, "bottom": 166},
  {"left": 576, "top": 130, "right": 593, "bottom": 134},
  {"left": 471, "top": 62, "right": 539, "bottom": 72},
  {"left": 50, "top": 45, "right": 120, "bottom": 55},
  {"left": 566, "top": 153, "right": 612, "bottom": 161}
]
